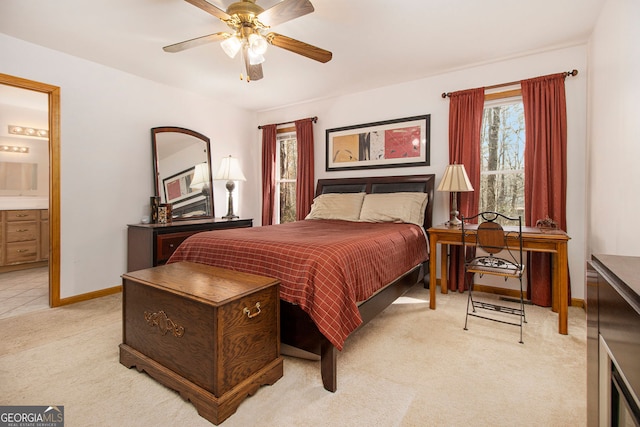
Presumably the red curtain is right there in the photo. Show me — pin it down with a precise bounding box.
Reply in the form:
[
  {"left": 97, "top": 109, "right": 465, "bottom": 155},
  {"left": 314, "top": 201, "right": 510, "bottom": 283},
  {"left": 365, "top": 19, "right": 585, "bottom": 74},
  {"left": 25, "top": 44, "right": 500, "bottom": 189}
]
[
  {"left": 261, "top": 124, "right": 277, "bottom": 226},
  {"left": 294, "top": 118, "right": 315, "bottom": 220},
  {"left": 447, "top": 87, "right": 484, "bottom": 291},
  {"left": 522, "top": 73, "right": 568, "bottom": 307}
]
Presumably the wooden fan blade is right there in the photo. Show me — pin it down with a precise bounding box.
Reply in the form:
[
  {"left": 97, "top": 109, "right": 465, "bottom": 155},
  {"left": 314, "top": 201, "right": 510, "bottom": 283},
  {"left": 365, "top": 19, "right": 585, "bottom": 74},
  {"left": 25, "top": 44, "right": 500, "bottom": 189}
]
[
  {"left": 267, "top": 33, "right": 332, "bottom": 63},
  {"left": 163, "top": 32, "right": 230, "bottom": 53},
  {"left": 184, "top": 0, "right": 230, "bottom": 20},
  {"left": 258, "top": 0, "right": 314, "bottom": 27},
  {"left": 242, "top": 47, "right": 264, "bottom": 81}
]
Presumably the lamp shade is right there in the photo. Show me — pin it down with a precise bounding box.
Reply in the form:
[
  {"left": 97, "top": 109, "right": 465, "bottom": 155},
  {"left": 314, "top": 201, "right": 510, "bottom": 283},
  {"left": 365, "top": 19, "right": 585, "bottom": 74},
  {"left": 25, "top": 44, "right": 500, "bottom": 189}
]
[
  {"left": 220, "top": 36, "right": 242, "bottom": 59},
  {"left": 190, "top": 162, "right": 210, "bottom": 190},
  {"left": 214, "top": 155, "right": 246, "bottom": 182},
  {"left": 436, "top": 164, "right": 474, "bottom": 192}
]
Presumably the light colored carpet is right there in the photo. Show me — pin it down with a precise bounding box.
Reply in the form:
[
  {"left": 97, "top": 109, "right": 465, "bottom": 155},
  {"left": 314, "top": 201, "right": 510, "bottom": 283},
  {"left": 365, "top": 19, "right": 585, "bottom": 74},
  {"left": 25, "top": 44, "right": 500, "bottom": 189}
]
[{"left": 0, "top": 284, "right": 586, "bottom": 426}]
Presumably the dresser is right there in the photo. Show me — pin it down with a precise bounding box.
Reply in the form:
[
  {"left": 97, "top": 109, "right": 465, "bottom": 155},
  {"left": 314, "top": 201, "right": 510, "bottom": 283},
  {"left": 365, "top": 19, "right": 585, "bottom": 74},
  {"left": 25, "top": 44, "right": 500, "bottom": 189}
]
[
  {"left": 0, "top": 209, "right": 49, "bottom": 269},
  {"left": 126, "top": 218, "right": 252, "bottom": 272},
  {"left": 587, "top": 254, "right": 640, "bottom": 426}
]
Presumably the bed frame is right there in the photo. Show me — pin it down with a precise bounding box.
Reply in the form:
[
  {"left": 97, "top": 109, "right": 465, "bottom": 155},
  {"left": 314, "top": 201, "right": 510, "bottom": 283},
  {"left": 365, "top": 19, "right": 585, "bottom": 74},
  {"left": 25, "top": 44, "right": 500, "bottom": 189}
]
[{"left": 280, "top": 174, "right": 435, "bottom": 392}]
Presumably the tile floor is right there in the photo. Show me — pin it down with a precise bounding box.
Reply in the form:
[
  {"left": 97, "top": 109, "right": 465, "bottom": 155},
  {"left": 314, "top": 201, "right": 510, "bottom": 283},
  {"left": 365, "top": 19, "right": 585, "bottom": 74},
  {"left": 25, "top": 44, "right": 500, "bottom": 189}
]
[{"left": 0, "top": 266, "right": 49, "bottom": 319}]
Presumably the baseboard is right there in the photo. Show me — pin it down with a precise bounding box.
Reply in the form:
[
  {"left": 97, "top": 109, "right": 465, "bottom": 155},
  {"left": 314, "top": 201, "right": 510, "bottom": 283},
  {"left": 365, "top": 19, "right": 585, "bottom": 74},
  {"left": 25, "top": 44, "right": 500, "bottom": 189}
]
[
  {"left": 571, "top": 298, "right": 585, "bottom": 309},
  {"left": 58, "top": 285, "right": 122, "bottom": 306},
  {"left": 436, "top": 279, "right": 585, "bottom": 309},
  {"left": 0, "top": 261, "right": 48, "bottom": 273}
]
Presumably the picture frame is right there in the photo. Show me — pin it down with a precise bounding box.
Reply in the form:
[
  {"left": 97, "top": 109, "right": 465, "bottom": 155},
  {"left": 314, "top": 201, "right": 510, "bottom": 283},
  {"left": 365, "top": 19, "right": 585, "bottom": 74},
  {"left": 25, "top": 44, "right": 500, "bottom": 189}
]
[
  {"left": 326, "top": 114, "right": 430, "bottom": 171},
  {"left": 162, "top": 166, "right": 200, "bottom": 205}
]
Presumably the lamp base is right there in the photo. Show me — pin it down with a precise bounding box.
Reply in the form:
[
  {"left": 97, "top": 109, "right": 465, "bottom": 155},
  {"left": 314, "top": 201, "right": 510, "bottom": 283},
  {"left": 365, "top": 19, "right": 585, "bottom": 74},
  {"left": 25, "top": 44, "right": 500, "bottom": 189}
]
[
  {"left": 447, "top": 192, "right": 462, "bottom": 226},
  {"left": 223, "top": 180, "right": 238, "bottom": 220},
  {"left": 448, "top": 214, "right": 462, "bottom": 226}
]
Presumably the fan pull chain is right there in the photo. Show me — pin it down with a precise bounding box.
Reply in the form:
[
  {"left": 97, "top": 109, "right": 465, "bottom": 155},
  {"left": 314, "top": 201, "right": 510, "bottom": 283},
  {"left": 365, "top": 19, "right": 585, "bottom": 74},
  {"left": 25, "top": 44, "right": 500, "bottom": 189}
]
[
  {"left": 239, "top": 46, "right": 251, "bottom": 82},
  {"left": 239, "top": 49, "right": 245, "bottom": 81}
]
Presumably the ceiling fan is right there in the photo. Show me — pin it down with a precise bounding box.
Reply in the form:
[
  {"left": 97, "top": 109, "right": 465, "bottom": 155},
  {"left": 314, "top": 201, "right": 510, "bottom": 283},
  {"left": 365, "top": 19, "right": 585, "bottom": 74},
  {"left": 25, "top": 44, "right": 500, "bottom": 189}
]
[{"left": 163, "top": 0, "right": 333, "bottom": 82}]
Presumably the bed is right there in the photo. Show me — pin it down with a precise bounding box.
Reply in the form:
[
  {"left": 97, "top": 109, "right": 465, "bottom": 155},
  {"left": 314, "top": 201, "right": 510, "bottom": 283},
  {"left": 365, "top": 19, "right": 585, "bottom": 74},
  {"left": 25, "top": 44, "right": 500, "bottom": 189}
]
[{"left": 167, "top": 174, "right": 435, "bottom": 391}]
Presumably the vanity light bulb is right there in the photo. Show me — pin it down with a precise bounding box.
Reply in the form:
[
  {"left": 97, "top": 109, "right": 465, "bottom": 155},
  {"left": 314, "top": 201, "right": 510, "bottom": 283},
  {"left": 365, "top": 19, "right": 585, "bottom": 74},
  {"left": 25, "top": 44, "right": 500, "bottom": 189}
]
[
  {"left": 0, "top": 145, "right": 29, "bottom": 153},
  {"left": 7, "top": 125, "right": 48, "bottom": 138}
]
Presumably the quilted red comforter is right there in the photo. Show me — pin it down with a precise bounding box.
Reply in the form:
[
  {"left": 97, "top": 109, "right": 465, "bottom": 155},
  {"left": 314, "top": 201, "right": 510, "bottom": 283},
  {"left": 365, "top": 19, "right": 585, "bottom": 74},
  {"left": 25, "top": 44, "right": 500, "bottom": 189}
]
[{"left": 167, "top": 219, "right": 428, "bottom": 350}]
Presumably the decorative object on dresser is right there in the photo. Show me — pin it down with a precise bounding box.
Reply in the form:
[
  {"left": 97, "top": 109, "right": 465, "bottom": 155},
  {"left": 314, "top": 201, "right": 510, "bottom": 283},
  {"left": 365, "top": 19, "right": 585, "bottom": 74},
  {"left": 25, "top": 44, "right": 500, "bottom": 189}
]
[
  {"left": 157, "top": 203, "right": 172, "bottom": 224},
  {"left": 167, "top": 174, "right": 435, "bottom": 392},
  {"left": 436, "top": 163, "right": 474, "bottom": 226},
  {"left": 149, "top": 196, "right": 160, "bottom": 224},
  {"left": 120, "top": 262, "right": 283, "bottom": 425},
  {"left": 151, "top": 127, "right": 214, "bottom": 221},
  {"left": 126, "top": 218, "right": 252, "bottom": 272},
  {"left": 0, "top": 209, "right": 49, "bottom": 271},
  {"left": 214, "top": 155, "right": 246, "bottom": 220}
]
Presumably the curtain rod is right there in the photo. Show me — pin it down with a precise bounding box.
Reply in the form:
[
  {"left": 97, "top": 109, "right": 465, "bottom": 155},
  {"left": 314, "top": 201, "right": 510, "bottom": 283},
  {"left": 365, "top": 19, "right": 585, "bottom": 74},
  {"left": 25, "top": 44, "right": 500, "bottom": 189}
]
[
  {"left": 258, "top": 116, "right": 318, "bottom": 129},
  {"left": 441, "top": 69, "right": 578, "bottom": 98}
]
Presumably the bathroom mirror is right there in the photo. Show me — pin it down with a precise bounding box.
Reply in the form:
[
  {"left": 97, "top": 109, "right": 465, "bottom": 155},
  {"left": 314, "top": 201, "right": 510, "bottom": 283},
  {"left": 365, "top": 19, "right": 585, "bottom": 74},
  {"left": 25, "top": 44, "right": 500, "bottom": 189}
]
[{"left": 151, "top": 127, "right": 214, "bottom": 220}]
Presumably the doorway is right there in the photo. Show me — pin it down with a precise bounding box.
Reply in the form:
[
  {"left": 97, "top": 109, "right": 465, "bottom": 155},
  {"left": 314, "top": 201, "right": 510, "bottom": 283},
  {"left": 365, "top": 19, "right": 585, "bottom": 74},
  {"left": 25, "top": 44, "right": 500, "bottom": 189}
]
[{"left": 0, "top": 73, "right": 61, "bottom": 315}]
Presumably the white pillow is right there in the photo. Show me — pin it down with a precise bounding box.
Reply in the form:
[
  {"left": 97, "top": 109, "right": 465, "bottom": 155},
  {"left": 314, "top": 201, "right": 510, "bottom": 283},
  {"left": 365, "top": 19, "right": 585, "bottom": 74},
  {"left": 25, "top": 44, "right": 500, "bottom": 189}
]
[
  {"left": 305, "top": 192, "right": 365, "bottom": 221},
  {"left": 359, "top": 192, "right": 428, "bottom": 226}
]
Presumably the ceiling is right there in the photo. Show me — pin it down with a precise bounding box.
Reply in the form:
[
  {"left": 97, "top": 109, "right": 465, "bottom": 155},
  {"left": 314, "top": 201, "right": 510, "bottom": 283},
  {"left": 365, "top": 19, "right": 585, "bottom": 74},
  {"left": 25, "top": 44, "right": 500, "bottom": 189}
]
[{"left": 0, "top": 0, "right": 605, "bottom": 112}]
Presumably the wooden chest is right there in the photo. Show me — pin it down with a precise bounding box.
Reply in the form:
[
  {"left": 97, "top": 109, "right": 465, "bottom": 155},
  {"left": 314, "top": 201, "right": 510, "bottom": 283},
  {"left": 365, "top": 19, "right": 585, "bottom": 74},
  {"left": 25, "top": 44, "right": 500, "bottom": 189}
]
[{"left": 119, "top": 262, "right": 283, "bottom": 425}]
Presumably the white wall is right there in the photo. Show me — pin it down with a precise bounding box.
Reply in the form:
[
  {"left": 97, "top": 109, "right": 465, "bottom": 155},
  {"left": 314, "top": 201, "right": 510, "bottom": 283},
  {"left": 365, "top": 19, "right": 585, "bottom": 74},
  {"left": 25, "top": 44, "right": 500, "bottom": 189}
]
[
  {"left": 257, "top": 45, "right": 588, "bottom": 301},
  {"left": 587, "top": 0, "right": 640, "bottom": 257},
  {"left": 0, "top": 33, "right": 259, "bottom": 298},
  {"left": 0, "top": 31, "right": 595, "bottom": 302}
]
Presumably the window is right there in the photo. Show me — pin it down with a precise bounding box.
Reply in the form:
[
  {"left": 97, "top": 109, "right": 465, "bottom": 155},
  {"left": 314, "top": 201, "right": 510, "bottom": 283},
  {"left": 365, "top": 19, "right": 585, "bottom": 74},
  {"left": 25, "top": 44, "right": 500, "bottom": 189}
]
[
  {"left": 276, "top": 131, "right": 297, "bottom": 223},
  {"left": 479, "top": 97, "right": 525, "bottom": 221}
]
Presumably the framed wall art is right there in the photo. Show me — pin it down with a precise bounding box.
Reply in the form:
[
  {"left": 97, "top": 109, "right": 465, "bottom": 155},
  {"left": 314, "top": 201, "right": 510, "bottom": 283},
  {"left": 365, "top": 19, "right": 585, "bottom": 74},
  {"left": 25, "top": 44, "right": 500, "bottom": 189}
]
[
  {"left": 325, "top": 114, "right": 430, "bottom": 171},
  {"left": 163, "top": 166, "right": 197, "bottom": 205}
]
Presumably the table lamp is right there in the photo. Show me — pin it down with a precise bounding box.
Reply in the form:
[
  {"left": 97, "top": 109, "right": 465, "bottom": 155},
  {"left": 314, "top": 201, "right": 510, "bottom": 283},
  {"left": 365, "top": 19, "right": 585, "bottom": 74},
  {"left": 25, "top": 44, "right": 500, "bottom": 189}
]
[
  {"left": 215, "top": 155, "right": 246, "bottom": 219},
  {"left": 190, "top": 162, "right": 211, "bottom": 213},
  {"left": 436, "top": 164, "right": 474, "bottom": 226},
  {"left": 190, "top": 163, "right": 209, "bottom": 191}
]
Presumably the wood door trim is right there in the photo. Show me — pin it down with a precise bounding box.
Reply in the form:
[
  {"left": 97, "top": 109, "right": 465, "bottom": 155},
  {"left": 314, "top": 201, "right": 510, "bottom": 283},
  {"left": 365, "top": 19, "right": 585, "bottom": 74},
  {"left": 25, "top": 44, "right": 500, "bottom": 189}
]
[{"left": 0, "top": 73, "right": 61, "bottom": 307}]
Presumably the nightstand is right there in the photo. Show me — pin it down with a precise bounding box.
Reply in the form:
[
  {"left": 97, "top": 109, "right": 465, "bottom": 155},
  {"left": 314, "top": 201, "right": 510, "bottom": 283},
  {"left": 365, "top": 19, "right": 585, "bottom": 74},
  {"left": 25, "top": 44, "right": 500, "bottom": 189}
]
[{"left": 127, "top": 218, "right": 252, "bottom": 272}]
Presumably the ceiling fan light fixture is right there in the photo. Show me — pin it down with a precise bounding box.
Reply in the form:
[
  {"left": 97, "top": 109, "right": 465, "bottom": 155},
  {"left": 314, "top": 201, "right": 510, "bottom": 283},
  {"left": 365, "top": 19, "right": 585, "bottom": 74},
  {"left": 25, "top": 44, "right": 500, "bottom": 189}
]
[
  {"left": 221, "top": 36, "right": 242, "bottom": 58},
  {"left": 248, "top": 33, "right": 268, "bottom": 55},
  {"left": 247, "top": 49, "right": 265, "bottom": 65},
  {"left": 166, "top": 0, "right": 333, "bottom": 82}
]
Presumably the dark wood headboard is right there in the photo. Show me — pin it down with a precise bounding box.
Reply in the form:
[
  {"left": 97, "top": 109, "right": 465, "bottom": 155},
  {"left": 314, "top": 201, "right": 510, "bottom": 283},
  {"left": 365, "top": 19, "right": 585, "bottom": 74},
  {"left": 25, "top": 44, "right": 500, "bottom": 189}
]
[{"left": 315, "top": 174, "right": 435, "bottom": 230}]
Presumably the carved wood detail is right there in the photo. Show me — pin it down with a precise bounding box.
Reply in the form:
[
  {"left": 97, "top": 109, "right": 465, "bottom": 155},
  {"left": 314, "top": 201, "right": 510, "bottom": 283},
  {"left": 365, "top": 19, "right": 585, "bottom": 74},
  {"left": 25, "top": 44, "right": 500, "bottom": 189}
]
[{"left": 144, "top": 310, "right": 185, "bottom": 338}]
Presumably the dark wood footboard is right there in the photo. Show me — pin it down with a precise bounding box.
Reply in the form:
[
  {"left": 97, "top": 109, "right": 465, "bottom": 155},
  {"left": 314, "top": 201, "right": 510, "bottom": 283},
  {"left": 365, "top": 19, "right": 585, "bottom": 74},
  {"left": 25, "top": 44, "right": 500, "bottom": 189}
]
[{"left": 280, "top": 263, "right": 425, "bottom": 392}]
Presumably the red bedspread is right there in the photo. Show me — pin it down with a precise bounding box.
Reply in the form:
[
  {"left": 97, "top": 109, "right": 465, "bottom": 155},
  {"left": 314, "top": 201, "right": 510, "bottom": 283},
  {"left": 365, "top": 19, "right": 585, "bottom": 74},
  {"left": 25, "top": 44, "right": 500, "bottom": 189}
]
[{"left": 167, "top": 219, "right": 428, "bottom": 350}]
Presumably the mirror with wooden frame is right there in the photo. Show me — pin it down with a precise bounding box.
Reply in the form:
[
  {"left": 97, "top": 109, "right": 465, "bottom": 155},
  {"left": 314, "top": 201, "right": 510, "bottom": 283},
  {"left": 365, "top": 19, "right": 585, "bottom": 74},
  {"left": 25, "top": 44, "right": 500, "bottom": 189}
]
[{"left": 151, "top": 127, "right": 214, "bottom": 220}]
